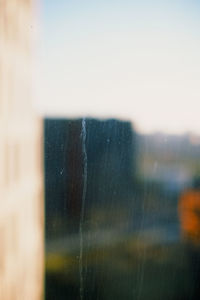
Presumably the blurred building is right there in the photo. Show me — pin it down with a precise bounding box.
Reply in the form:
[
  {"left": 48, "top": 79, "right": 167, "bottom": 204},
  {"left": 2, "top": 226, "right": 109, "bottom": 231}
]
[
  {"left": 45, "top": 118, "right": 136, "bottom": 236},
  {"left": 0, "top": 1, "right": 43, "bottom": 299}
]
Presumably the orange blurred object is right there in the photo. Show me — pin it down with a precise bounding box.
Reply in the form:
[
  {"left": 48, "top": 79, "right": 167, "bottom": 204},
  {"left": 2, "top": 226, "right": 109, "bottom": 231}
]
[{"left": 179, "top": 190, "right": 200, "bottom": 245}]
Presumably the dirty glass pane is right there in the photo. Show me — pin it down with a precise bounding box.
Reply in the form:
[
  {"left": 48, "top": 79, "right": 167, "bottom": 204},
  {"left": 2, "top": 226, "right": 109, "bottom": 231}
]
[{"left": 40, "top": 1, "right": 200, "bottom": 300}]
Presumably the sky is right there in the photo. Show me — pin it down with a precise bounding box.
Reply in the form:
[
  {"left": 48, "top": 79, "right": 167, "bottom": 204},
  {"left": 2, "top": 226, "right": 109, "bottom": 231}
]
[{"left": 36, "top": 0, "right": 200, "bottom": 134}]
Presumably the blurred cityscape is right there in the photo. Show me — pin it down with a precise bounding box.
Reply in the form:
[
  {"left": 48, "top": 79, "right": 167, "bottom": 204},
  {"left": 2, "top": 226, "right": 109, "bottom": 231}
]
[
  {"left": 45, "top": 118, "right": 200, "bottom": 300},
  {"left": 1, "top": 1, "right": 200, "bottom": 300}
]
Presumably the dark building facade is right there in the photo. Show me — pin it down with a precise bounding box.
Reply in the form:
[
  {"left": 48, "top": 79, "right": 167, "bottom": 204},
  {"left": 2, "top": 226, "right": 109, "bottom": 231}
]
[{"left": 44, "top": 118, "right": 137, "bottom": 237}]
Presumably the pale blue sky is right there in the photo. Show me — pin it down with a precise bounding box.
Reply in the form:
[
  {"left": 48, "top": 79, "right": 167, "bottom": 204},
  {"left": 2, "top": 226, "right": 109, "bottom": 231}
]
[{"left": 36, "top": 0, "right": 200, "bottom": 134}]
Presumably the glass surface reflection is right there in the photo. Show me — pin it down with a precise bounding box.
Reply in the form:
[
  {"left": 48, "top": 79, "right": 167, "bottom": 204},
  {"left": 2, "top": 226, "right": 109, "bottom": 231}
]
[{"left": 45, "top": 117, "right": 200, "bottom": 300}]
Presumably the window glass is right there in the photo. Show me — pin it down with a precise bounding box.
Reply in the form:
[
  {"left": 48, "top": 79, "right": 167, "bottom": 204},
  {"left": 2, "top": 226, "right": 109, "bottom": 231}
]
[{"left": 39, "top": 1, "right": 200, "bottom": 299}]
